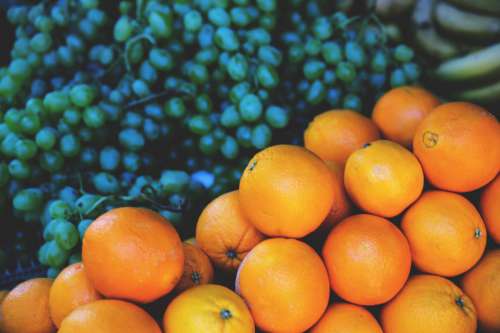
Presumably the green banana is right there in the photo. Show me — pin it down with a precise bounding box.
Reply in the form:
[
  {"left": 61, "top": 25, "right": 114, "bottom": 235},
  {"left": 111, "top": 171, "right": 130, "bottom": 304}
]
[
  {"left": 412, "top": 0, "right": 470, "bottom": 60},
  {"left": 446, "top": 0, "right": 500, "bottom": 15},
  {"left": 414, "top": 27, "right": 462, "bottom": 60},
  {"left": 434, "top": 2, "right": 500, "bottom": 40},
  {"left": 433, "top": 43, "right": 500, "bottom": 82},
  {"left": 412, "top": 0, "right": 434, "bottom": 26},
  {"left": 454, "top": 80, "right": 500, "bottom": 103}
]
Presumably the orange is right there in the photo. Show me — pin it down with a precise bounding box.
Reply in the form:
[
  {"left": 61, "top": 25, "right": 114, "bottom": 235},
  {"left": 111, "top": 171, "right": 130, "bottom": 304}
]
[
  {"left": 311, "top": 303, "right": 383, "bottom": 333},
  {"left": 321, "top": 161, "right": 352, "bottom": 229},
  {"left": 163, "top": 284, "right": 254, "bottom": 333},
  {"left": 413, "top": 102, "right": 500, "bottom": 192},
  {"left": 58, "top": 299, "right": 161, "bottom": 333},
  {"left": 322, "top": 214, "right": 411, "bottom": 305},
  {"left": 82, "top": 207, "right": 184, "bottom": 303},
  {"left": 344, "top": 140, "right": 424, "bottom": 217},
  {"left": 304, "top": 110, "right": 381, "bottom": 165},
  {"left": 175, "top": 242, "right": 214, "bottom": 292},
  {"left": 462, "top": 250, "right": 500, "bottom": 332},
  {"left": 480, "top": 175, "right": 500, "bottom": 243},
  {"left": 0, "top": 290, "right": 9, "bottom": 333},
  {"left": 239, "top": 145, "right": 335, "bottom": 238},
  {"left": 236, "top": 238, "right": 330, "bottom": 333},
  {"left": 196, "top": 191, "right": 265, "bottom": 271},
  {"left": 402, "top": 190, "right": 487, "bottom": 277},
  {"left": 372, "top": 86, "right": 440, "bottom": 147},
  {"left": 381, "top": 274, "right": 477, "bottom": 333},
  {"left": 48, "top": 263, "right": 101, "bottom": 328},
  {"left": 1, "top": 278, "right": 55, "bottom": 333}
]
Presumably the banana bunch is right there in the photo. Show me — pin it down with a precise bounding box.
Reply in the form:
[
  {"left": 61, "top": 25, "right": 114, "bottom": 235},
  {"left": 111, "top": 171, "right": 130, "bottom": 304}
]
[{"left": 412, "top": 0, "right": 500, "bottom": 105}]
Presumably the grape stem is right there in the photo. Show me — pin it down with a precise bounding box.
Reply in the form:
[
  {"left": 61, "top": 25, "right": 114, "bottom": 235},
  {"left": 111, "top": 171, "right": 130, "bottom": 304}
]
[
  {"left": 125, "top": 89, "right": 182, "bottom": 110},
  {"left": 136, "top": 0, "right": 145, "bottom": 21},
  {"left": 124, "top": 33, "right": 156, "bottom": 72}
]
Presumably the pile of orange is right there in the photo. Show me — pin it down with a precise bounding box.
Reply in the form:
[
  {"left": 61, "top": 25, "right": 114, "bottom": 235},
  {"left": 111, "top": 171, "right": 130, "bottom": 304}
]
[{"left": 0, "top": 86, "right": 499, "bottom": 333}]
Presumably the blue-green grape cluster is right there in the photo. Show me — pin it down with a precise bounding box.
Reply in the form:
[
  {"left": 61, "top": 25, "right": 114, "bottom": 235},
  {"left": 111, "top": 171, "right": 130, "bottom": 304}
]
[
  {"left": 110, "top": 0, "right": 289, "bottom": 162},
  {"left": 280, "top": 2, "right": 420, "bottom": 120},
  {"left": 35, "top": 168, "right": 213, "bottom": 276}
]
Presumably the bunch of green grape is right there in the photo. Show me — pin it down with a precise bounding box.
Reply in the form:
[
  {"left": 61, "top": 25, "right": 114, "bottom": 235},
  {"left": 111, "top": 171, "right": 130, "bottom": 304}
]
[
  {"left": 19, "top": 168, "right": 212, "bottom": 277},
  {"left": 279, "top": 1, "right": 420, "bottom": 122},
  {"left": 109, "top": 0, "right": 290, "bottom": 161}
]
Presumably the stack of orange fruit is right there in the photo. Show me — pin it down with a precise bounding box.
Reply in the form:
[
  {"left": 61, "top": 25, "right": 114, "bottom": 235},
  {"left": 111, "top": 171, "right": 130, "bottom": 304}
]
[{"left": 0, "top": 86, "right": 499, "bottom": 333}]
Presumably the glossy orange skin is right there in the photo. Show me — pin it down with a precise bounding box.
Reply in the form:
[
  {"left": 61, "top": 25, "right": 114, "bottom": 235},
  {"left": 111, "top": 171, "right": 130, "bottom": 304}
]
[
  {"left": 322, "top": 214, "right": 411, "bottom": 305},
  {"left": 58, "top": 299, "right": 161, "bottom": 333},
  {"left": 321, "top": 161, "right": 352, "bottom": 230},
  {"left": 196, "top": 191, "right": 265, "bottom": 271},
  {"left": 381, "top": 275, "right": 477, "bottom": 333},
  {"left": 239, "top": 145, "right": 335, "bottom": 238},
  {"left": 462, "top": 250, "right": 500, "bottom": 332},
  {"left": 175, "top": 243, "right": 214, "bottom": 292},
  {"left": 236, "top": 238, "right": 330, "bottom": 333},
  {"left": 0, "top": 290, "right": 10, "bottom": 333},
  {"left": 164, "top": 284, "right": 255, "bottom": 333},
  {"left": 311, "top": 303, "right": 383, "bottom": 333},
  {"left": 402, "top": 191, "right": 487, "bottom": 277},
  {"left": 49, "top": 263, "right": 102, "bottom": 328},
  {"left": 344, "top": 140, "right": 424, "bottom": 217},
  {"left": 304, "top": 110, "right": 381, "bottom": 165},
  {"left": 1, "top": 278, "right": 55, "bottom": 333},
  {"left": 480, "top": 175, "right": 500, "bottom": 243},
  {"left": 372, "top": 86, "right": 440, "bottom": 147},
  {"left": 82, "top": 207, "right": 184, "bottom": 303},
  {"left": 413, "top": 102, "right": 500, "bottom": 192}
]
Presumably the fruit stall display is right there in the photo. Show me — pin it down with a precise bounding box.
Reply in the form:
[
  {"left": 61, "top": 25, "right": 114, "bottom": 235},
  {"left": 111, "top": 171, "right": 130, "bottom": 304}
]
[{"left": 0, "top": 1, "right": 498, "bottom": 333}]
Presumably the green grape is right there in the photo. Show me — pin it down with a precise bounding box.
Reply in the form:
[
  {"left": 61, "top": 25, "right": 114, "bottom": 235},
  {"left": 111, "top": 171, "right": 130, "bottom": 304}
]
[
  {"left": 184, "top": 10, "right": 203, "bottom": 32},
  {"left": 83, "top": 106, "right": 106, "bottom": 128},
  {"left": 36, "top": 127, "right": 57, "bottom": 151},
  {"left": 114, "top": 16, "right": 134, "bottom": 42},
  {"left": 99, "top": 146, "right": 120, "bottom": 171},
  {"left": 78, "top": 219, "right": 93, "bottom": 239},
  {"left": 164, "top": 97, "right": 187, "bottom": 118},
  {"left": 265, "top": 105, "right": 288, "bottom": 128},
  {"left": 239, "top": 94, "right": 263, "bottom": 122},
  {"left": 15, "top": 139, "right": 38, "bottom": 160},
  {"left": 160, "top": 170, "right": 190, "bottom": 194},
  {"left": 220, "top": 136, "right": 239, "bottom": 159},
  {"left": 46, "top": 240, "right": 70, "bottom": 268},
  {"left": 8, "top": 159, "right": 31, "bottom": 180},
  {"left": 49, "top": 200, "right": 73, "bottom": 219},
  {"left": 394, "top": 44, "right": 414, "bottom": 63},
  {"left": 236, "top": 125, "right": 253, "bottom": 148},
  {"left": 70, "top": 84, "right": 95, "bottom": 107},
  {"left": 13, "top": 188, "right": 44, "bottom": 212},
  {"left": 256, "top": 64, "right": 279, "bottom": 88},
  {"left": 227, "top": 53, "right": 248, "bottom": 81},
  {"left": 148, "top": 10, "right": 173, "bottom": 39},
  {"left": 59, "top": 134, "right": 81, "bottom": 157},
  {"left": 188, "top": 115, "right": 212, "bottom": 135},
  {"left": 76, "top": 194, "right": 103, "bottom": 218},
  {"left": 215, "top": 27, "right": 239, "bottom": 51},
  {"left": 47, "top": 267, "right": 61, "bottom": 278},
  {"left": 251, "top": 123, "right": 272, "bottom": 149},
  {"left": 30, "top": 32, "right": 53, "bottom": 53},
  {"left": 93, "top": 172, "right": 120, "bottom": 194},
  {"left": 40, "top": 151, "right": 64, "bottom": 172}
]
